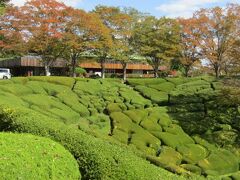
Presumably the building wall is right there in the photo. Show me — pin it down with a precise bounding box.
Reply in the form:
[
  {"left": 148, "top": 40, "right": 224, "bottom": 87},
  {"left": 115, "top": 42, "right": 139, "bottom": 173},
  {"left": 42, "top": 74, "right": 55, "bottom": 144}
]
[{"left": 1, "top": 56, "right": 166, "bottom": 77}]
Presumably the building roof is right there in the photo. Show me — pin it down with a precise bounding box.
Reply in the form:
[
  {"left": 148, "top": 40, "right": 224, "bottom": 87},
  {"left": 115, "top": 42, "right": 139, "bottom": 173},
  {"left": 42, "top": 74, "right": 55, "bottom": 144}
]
[
  {"left": 0, "top": 56, "right": 67, "bottom": 68},
  {"left": 80, "top": 62, "right": 153, "bottom": 70}
]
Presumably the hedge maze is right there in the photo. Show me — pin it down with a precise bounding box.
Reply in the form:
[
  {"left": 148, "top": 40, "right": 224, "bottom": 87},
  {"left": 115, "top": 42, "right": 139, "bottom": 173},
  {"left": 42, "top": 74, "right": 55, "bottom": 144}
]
[{"left": 0, "top": 76, "right": 240, "bottom": 179}]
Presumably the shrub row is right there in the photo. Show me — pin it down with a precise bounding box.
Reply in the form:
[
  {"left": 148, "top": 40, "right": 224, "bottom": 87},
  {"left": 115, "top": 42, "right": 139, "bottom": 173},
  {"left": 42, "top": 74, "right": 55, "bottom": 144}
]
[
  {"left": 0, "top": 105, "right": 181, "bottom": 180},
  {"left": 109, "top": 107, "right": 239, "bottom": 177}
]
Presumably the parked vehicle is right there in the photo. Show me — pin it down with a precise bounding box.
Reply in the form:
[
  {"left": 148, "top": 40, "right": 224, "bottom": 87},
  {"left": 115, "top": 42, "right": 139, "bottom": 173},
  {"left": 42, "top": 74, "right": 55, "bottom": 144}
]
[{"left": 0, "top": 68, "right": 11, "bottom": 79}]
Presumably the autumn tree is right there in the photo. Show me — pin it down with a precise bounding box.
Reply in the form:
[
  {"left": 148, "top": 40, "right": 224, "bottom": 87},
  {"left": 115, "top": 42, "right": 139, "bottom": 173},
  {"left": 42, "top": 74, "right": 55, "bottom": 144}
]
[
  {"left": 224, "top": 39, "right": 240, "bottom": 76},
  {"left": 0, "top": 6, "right": 27, "bottom": 58},
  {"left": 223, "top": 4, "right": 240, "bottom": 76},
  {"left": 133, "top": 16, "right": 181, "bottom": 78},
  {"left": 62, "top": 9, "right": 111, "bottom": 77},
  {"left": 193, "top": 5, "right": 239, "bottom": 78},
  {"left": 1, "top": 0, "right": 70, "bottom": 75},
  {"left": 178, "top": 18, "right": 202, "bottom": 77},
  {"left": 25, "top": 0, "right": 70, "bottom": 76}
]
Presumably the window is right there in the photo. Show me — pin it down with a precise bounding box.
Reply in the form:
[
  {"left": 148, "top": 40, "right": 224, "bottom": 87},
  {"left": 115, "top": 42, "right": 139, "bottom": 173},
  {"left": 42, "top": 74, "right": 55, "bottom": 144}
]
[{"left": 0, "top": 69, "right": 8, "bottom": 73}]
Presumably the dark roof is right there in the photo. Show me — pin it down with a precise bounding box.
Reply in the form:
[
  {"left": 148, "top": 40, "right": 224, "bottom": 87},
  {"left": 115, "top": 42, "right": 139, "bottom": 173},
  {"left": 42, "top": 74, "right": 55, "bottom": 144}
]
[{"left": 0, "top": 56, "right": 67, "bottom": 68}]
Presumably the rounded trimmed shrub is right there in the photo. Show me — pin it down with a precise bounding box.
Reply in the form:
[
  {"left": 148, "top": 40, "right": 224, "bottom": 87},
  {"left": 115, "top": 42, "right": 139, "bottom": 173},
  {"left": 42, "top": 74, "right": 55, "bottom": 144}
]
[{"left": 0, "top": 133, "right": 81, "bottom": 179}]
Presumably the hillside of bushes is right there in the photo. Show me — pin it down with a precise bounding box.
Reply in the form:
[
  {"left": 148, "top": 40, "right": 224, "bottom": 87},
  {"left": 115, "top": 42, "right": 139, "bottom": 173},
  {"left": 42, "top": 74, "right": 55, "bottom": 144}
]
[{"left": 0, "top": 76, "right": 239, "bottom": 179}]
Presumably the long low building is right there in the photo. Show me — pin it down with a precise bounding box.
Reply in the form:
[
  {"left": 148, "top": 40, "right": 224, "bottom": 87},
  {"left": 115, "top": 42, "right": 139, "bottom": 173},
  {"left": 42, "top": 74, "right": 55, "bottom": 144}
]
[
  {"left": 79, "top": 61, "right": 165, "bottom": 77},
  {"left": 0, "top": 56, "right": 68, "bottom": 76},
  {"left": 0, "top": 56, "right": 166, "bottom": 77}
]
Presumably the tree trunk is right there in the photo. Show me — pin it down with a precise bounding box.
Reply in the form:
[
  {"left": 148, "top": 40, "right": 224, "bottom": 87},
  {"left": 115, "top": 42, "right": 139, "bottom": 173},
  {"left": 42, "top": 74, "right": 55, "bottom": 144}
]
[
  {"left": 223, "top": 65, "right": 228, "bottom": 76},
  {"left": 72, "top": 55, "right": 77, "bottom": 77},
  {"left": 100, "top": 59, "right": 105, "bottom": 79},
  {"left": 152, "top": 58, "right": 160, "bottom": 78},
  {"left": 184, "top": 66, "right": 190, "bottom": 77},
  {"left": 214, "top": 64, "right": 220, "bottom": 78},
  {"left": 154, "top": 66, "right": 159, "bottom": 78},
  {"left": 44, "top": 64, "right": 51, "bottom": 76},
  {"left": 122, "top": 63, "right": 127, "bottom": 81}
]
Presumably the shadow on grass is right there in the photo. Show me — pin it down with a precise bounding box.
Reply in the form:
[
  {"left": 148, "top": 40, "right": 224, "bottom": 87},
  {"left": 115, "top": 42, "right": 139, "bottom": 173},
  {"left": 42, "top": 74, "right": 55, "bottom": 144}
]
[{"left": 167, "top": 93, "right": 240, "bottom": 147}]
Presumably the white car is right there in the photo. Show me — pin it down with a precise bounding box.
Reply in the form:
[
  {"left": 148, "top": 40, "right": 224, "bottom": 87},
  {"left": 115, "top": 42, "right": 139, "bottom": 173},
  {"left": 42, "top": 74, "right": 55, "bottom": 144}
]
[{"left": 0, "top": 68, "right": 11, "bottom": 79}]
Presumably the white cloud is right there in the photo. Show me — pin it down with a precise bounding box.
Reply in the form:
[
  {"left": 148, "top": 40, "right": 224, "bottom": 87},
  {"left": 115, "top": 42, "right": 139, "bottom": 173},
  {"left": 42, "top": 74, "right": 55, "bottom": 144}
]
[
  {"left": 156, "top": 0, "right": 222, "bottom": 18},
  {"left": 10, "top": 0, "right": 83, "bottom": 7}
]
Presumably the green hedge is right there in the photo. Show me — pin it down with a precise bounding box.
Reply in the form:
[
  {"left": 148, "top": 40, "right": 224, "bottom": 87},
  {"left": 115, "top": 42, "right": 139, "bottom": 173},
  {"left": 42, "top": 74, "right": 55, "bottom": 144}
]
[
  {"left": 0, "top": 105, "right": 180, "bottom": 180},
  {"left": 198, "top": 149, "right": 239, "bottom": 176},
  {"left": 148, "top": 82, "right": 175, "bottom": 92},
  {"left": 0, "top": 132, "right": 80, "bottom": 180},
  {"left": 127, "top": 78, "right": 166, "bottom": 86},
  {"left": 135, "top": 86, "right": 169, "bottom": 104},
  {"left": 28, "top": 76, "right": 75, "bottom": 88},
  {"left": 176, "top": 144, "right": 208, "bottom": 164}
]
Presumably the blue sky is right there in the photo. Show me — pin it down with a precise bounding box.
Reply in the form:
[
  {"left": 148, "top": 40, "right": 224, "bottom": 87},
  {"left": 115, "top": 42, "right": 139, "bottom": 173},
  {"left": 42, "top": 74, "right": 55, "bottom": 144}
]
[{"left": 11, "top": 0, "right": 240, "bottom": 18}]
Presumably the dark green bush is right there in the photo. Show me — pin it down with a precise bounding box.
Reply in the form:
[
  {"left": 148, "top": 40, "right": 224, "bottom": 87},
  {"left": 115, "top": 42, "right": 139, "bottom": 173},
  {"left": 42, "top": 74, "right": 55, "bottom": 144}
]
[
  {"left": 165, "top": 77, "right": 189, "bottom": 85},
  {"left": 148, "top": 82, "right": 175, "bottom": 92},
  {"left": 127, "top": 78, "right": 166, "bottom": 86},
  {"left": 168, "top": 103, "right": 204, "bottom": 113},
  {"left": 180, "top": 164, "right": 202, "bottom": 175},
  {"left": 107, "top": 103, "right": 123, "bottom": 113},
  {"left": 198, "top": 149, "right": 239, "bottom": 176},
  {"left": 140, "top": 118, "right": 162, "bottom": 132},
  {"left": 147, "top": 146, "right": 183, "bottom": 170},
  {"left": 231, "top": 171, "right": 240, "bottom": 180},
  {"left": 0, "top": 92, "right": 28, "bottom": 107},
  {"left": 157, "top": 132, "right": 194, "bottom": 149},
  {"left": 124, "top": 109, "right": 148, "bottom": 124},
  {"left": 75, "top": 67, "right": 87, "bottom": 75},
  {"left": 26, "top": 81, "right": 48, "bottom": 95},
  {"left": 22, "top": 94, "right": 80, "bottom": 124},
  {"left": 135, "top": 85, "right": 169, "bottom": 104},
  {"left": 176, "top": 144, "right": 208, "bottom": 164},
  {"left": 11, "top": 77, "right": 29, "bottom": 84},
  {"left": 0, "top": 83, "right": 33, "bottom": 96},
  {"left": 28, "top": 76, "right": 75, "bottom": 88}
]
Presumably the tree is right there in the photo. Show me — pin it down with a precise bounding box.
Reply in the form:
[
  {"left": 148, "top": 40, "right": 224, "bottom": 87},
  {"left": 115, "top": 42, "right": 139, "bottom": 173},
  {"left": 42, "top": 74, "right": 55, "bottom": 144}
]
[
  {"left": 63, "top": 9, "right": 111, "bottom": 77},
  {"left": 97, "top": 7, "right": 146, "bottom": 81},
  {"left": 93, "top": 6, "right": 129, "bottom": 79},
  {"left": 178, "top": 18, "right": 202, "bottom": 77},
  {"left": 24, "top": 0, "right": 70, "bottom": 76},
  {"left": 133, "top": 16, "right": 181, "bottom": 78},
  {"left": 1, "top": 0, "right": 70, "bottom": 75},
  {"left": 0, "top": 6, "right": 27, "bottom": 58},
  {"left": 224, "top": 39, "right": 240, "bottom": 76},
  {"left": 110, "top": 8, "right": 140, "bottom": 81},
  {"left": 193, "top": 5, "right": 239, "bottom": 78},
  {"left": 116, "top": 8, "right": 148, "bottom": 81},
  {"left": 223, "top": 4, "right": 240, "bottom": 76}
]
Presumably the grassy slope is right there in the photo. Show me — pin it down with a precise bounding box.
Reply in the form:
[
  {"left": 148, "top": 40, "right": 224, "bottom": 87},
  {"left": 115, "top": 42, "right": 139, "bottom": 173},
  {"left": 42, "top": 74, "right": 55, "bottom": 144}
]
[{"left": 0, "top": 76, "right": 239, "bottom": 179}]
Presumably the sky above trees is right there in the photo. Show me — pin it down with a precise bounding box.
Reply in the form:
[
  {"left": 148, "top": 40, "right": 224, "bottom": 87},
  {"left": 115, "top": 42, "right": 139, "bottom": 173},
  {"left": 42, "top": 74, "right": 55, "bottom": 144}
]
[{"left": 10, "top": 0, "right": 239, "bottom": 18}]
